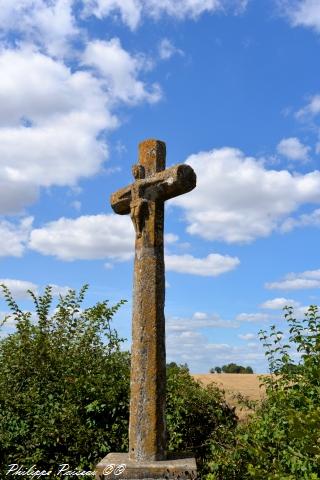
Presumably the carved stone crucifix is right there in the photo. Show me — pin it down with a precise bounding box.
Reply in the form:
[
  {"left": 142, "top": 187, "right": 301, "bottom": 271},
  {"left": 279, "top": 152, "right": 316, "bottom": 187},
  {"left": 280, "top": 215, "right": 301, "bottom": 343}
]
[{"left": 110, "top": 139, "right": 196, "bottom": 463}]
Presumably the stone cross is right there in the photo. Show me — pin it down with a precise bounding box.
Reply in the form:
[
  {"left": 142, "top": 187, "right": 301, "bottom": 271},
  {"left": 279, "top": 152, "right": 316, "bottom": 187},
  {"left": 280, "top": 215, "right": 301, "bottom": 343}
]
[{"left": 110, "top": 139, "right": 196, "bottom": 463}]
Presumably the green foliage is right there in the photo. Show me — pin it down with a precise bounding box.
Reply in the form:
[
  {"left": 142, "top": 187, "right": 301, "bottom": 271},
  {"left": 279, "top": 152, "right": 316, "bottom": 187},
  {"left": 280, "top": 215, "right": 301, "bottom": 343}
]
[
  {"left": 166, "top": 362, "right": 237, "bottom": 475},
  {"left": 0, "top": 285, "right": 130, "bottom": 474},
  {"left": 205, "top": 305, "right": 320, "bottom": 480}
]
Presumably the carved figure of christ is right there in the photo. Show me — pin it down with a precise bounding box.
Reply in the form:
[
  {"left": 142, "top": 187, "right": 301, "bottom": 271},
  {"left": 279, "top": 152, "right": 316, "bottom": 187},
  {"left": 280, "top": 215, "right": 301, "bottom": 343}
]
[{"left": 110, "top": 139, "right": 196, "bottom": 463}]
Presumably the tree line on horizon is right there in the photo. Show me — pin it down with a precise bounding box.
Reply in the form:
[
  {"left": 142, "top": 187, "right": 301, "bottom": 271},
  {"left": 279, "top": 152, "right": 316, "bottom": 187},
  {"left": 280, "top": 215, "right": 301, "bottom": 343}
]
[{"left": 210, "top": 363, "right": 254, "bottom": 374}]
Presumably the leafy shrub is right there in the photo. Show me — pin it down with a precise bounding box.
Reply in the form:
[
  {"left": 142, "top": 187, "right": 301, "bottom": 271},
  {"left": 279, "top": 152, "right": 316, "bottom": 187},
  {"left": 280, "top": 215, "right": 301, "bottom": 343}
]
[
  {"left": 205, "top": 305, "right": 320, "bottom": 480},
  {"left": 166, "top": 362, "right": 237, "bottom": 475},
  {"left": 0, "top": 285, "right": 130, "bottom": 474}
]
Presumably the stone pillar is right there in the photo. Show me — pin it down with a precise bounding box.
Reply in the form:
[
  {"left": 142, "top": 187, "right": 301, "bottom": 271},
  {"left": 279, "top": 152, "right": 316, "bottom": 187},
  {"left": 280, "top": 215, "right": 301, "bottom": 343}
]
[{"left": 129, "top": 140, "right": 167, "bottom": 462}]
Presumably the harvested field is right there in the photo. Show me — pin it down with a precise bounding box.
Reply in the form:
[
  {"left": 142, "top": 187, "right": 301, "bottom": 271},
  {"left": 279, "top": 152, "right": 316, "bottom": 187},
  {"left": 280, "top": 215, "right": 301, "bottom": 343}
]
[{"left": 193, "top": 373, "right": 269, "bottom": 420}]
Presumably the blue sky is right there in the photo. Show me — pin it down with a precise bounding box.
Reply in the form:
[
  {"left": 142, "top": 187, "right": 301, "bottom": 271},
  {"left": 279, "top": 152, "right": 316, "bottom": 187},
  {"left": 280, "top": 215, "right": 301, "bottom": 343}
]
[{"left": 1, "top": 0, "right": 320, "bottom": 372}]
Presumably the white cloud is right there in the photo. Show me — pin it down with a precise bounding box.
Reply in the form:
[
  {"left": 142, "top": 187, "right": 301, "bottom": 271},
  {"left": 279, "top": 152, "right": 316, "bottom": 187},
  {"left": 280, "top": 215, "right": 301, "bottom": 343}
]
[
  {"left": 0, "top": 279, "right": 70, "bottom": 299},
  {"left": 0, "top": 46, "right": 114, "bottom": 214},
  {"left": 165, "top": 252, "right": 240, "bottom": 276},
  {"left": 267, "top": 278, "right": 320, "bottom": 290},
  {"left": 235, "top": 312, "right": 273, "bottom": 322},
  {"left": 266, "top": 269, "right": 320, "bottom": 290},
  {"left": 49, "top": 284, "right": 71, "bottom": 296},
  {"left": 0, "top": 217, "right": 33, "bottom": 257},
  {"left": 82, "top": 38, "right": 161, "bottom": 105},
  {"left": 193, "top": 311, "right": 208, "bottom": 320},
  {"left": 29, "top": 214, "right": 135, "bottom": 261},
  {"left": 296, "top": 94, "right": 320, "bottom": 118},
  {"left": 83, "top": 0, "right": 249, "bottom": 29},
  {"left": 82, "top": 0, "right": 143, "bottom": 30},
  {"left": 280, "top": 208, "right": 320, "bottom": 232},
  {"left": 278, "top": 0, "right": 320, "bottom": 33},
  {"left": 261, "top": 297, "right": 300, "bottom": 309},
  {"left": 0, "top": 279, "right": 38, "bottom": 299},
  {"left": 277, "top": 137, "right": 310, "bottom": 161},
  {"left": 165, "top": 233, "right": 179, "bottom": 243},
  {"left": 171, "top": 147, "right": 320, "bottom": 243},
  {"left": 159, "top": 38, "right": 184, "bottom": 60},
  {"left": 167, "top": 312, "right": 239, "bottom": 332},
  {"left": 0, "top": 0, "right": 78, "bottom": 57},
  {"left": 238, "top": 333, "right": 256, "bottom": 340}
]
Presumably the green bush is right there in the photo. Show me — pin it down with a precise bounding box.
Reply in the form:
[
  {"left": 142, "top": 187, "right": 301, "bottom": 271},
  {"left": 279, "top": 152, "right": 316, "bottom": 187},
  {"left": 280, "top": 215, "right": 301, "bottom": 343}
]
[
  {"left": 205, "top": 305, "right": 320, "bottom": 480},
  {"left": 0, "top": 285, "right": 130, "bottom": 474},
  {"left": 166, "top": 362, "right": 237, "bottom": 474},
  {"left": 0, "top": 286, "right": 236, "bottom": 478}
]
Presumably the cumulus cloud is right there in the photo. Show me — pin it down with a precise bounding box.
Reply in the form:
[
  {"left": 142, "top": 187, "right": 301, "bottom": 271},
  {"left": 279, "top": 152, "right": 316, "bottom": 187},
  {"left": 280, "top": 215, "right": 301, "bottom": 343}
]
[
  {"left": 82, "top": 0, "right": 143, "bottom": 30},
  {"left": 266, "top": 269, "right": 320, "bottom": 290},
  {"left": 235, "top": 312, "right": 274, "bottom": 322},
  {"left": 280, "top": 208, "right": 320, "bottom": 233},
  {"left": 29, "top": 214, "right": 135, "bottom": 261},
  {"left": 167, "top": 312, "right": 239, "bottom": 332},
  {"left": 170, "top": 147, "right": 320, "bottom": 243},
  {"left": 0, "top": 279, "right": 38, "bottom": 298},
  {"left": 0, "top": 279, "right": 70, "bottom": 299},
  {"left": 296, "top": 94, "right": 320, "bottom": 119},
  {"left": 0, "top": 0, "right": 78, "bottom": 57},
  {"left": 158, "top": 38, "right": 184, "bottom": 60},
  {"left": 166, "top": 253, "right": 240, "bottom": 276},
  {"left": 238, "top": 332, "right": 256, "bottom": 340},
  {"left": 278, "top": 0, "right": 320, "bottom": 33},
  {"left": 0, "top": 46, "right": 112, "bottom": 214},
  {"left": 277, "top": 137, "right": 310, "bottom": 161},
  {"left": 165, "top": 253, "right": 240, "bottom": 277},
  {"left": 83, "top": 0, "right": 249, "bottom": 30},
  {"left": 82, "top": 38, "right": 161, "bottom": 104},
  {"left": 260, "top": 297, "right": 300, "bottom": 309},
  {"left": 0, "top": 217, "right": 33, "bottom": 257}
]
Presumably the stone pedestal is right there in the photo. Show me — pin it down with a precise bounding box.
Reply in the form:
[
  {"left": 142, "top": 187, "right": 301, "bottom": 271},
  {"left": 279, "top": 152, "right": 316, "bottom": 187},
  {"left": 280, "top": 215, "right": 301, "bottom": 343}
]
[{"left": 95, "top": 453, "right": 197, "bottom": 480}]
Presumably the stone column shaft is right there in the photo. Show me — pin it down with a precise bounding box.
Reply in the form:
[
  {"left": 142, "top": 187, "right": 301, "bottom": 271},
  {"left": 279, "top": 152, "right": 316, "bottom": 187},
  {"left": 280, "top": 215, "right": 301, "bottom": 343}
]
[{"left": 129, "top": 142, "right": 167, "bottom": 462}]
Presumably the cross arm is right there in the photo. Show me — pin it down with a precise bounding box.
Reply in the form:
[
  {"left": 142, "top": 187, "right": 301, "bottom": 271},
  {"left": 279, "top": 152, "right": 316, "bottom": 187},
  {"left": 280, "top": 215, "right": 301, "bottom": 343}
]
[
  {"left": 142, "top": 164, "right": 196, "bottom": 202},
  {"left": 110, "top": 163, "right": 196, "bottom": 214},
  {"left": 110, "top": 184, "right": 132, "bottom": 215}
]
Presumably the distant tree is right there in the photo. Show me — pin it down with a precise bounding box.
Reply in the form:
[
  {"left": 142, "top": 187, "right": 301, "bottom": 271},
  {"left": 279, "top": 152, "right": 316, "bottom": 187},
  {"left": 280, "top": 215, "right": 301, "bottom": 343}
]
[
  {"left": 221, "top": 363, "right": 254, "bottom": 374},
  {"left": 209, "top": 367, "right": 222, "bottom": 373}
]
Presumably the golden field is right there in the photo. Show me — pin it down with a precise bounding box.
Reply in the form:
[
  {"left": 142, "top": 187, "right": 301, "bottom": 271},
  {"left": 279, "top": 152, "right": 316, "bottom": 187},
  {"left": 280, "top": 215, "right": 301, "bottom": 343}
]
[{"left": 193, "top": 373, "right": 269, "bottom": 420}]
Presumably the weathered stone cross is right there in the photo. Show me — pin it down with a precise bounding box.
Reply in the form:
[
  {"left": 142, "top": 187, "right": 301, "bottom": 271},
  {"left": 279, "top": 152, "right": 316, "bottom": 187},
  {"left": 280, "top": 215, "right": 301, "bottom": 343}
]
[{"left": 96, "top": 139, "right": 197, "bottom": 480}]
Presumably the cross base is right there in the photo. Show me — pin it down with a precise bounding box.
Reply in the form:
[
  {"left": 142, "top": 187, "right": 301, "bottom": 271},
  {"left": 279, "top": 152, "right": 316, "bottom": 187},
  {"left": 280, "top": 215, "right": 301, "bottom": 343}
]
[{"left": 95, "top": 453, "right": 197, "bottom": 480}]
